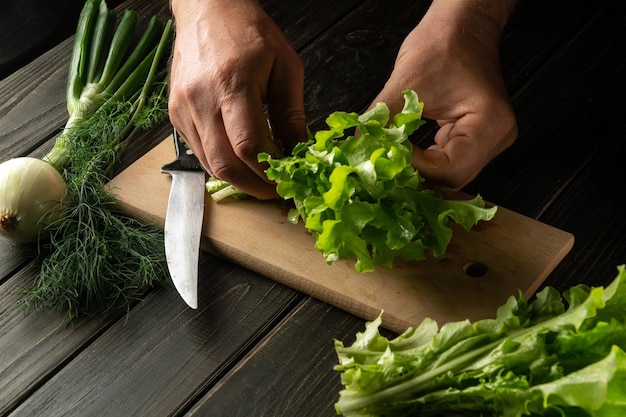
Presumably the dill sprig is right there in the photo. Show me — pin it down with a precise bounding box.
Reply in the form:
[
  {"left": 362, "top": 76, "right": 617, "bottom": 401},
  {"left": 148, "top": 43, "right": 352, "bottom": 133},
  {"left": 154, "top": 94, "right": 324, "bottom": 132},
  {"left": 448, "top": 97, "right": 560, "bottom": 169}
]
[{"left": 18, "top": 93, "right": 170, "bottom": 320}]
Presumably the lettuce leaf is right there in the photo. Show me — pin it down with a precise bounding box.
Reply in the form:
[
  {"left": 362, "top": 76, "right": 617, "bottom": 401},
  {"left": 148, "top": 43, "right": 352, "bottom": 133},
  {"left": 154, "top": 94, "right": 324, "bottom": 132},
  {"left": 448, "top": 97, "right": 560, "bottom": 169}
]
[
  {"left": 259, "top": 90, "right": 497, "bottom": 272},
  {"left": 334, "top": 265, "right": 626, "bottom": 416}
]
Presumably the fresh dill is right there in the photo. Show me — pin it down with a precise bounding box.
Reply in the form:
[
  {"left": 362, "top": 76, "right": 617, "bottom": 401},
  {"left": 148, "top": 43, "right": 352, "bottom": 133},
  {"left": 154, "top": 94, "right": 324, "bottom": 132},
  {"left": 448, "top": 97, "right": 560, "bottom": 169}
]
[{"left": 18, "top": 91, "right": 171, "bottom": 320}]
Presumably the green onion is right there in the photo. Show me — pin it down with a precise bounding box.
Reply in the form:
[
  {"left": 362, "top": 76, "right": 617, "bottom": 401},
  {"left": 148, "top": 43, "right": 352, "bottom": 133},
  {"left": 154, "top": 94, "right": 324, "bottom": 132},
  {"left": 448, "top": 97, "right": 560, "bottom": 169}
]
[{"left": 44, "top": 1, "right": 172, "bottom": 172}]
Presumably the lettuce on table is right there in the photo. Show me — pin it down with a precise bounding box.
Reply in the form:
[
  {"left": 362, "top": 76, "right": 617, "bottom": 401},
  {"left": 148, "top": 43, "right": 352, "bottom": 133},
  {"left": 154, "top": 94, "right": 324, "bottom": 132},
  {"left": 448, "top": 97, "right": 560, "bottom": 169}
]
[
  {"left": 259, "top": 90, "right": 496, "bottom": 272},
  {"left": 334, "top": 265, "right": 626, "bottom": 416}
]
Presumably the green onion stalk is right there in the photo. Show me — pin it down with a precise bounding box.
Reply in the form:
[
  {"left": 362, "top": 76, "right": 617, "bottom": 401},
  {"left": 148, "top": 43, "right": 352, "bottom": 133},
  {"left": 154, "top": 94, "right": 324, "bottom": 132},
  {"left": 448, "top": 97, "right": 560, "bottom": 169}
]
[
  {"left": 44, "top": 0, "right": 172, "bottom": 171},
  {"left": 0, "top": 0, "right": 175, "bottom": 320}
]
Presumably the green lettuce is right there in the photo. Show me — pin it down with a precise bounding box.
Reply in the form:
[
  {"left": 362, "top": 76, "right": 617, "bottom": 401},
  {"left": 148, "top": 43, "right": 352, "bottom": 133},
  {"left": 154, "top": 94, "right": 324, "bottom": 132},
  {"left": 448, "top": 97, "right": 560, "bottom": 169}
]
[
  {"left": 259, "top": 90, "right": 497, "bottom": 272},
  {"left": 334, "top": 265, "right": 626, "bottom": 416}
]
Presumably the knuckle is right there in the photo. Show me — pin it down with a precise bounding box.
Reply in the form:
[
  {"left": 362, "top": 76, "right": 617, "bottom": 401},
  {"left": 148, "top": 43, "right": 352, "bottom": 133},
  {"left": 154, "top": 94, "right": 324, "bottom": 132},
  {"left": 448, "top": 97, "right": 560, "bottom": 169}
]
[
  {"left": 211, "top": 162, "right": 235, "bottom": 182},
  {"left": 231, "top": 134, "right": 260, "bottom": 161}
]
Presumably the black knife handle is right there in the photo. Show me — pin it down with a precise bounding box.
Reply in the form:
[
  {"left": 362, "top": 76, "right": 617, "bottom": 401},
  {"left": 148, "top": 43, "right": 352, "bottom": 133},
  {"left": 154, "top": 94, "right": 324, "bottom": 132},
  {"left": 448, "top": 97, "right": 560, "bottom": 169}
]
[{"left": 162, "top": 129, "right": 204, "bottom": 171}]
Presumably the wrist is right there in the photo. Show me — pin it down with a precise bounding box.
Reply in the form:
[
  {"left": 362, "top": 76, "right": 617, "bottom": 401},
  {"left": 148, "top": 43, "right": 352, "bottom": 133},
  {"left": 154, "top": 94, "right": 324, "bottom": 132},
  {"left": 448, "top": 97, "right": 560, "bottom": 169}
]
[
  {"left": 171, "top": 0, "right": 260, "bottom": 18},
  {"left": 427, "top": 0, "right": 516, "bottom": 38}
]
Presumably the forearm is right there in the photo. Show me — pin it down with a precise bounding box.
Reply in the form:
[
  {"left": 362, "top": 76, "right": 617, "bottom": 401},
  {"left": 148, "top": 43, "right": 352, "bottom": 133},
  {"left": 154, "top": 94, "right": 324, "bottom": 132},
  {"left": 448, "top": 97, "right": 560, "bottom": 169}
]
[
  {"left": 429, "top": 0, "right": 517, "bottom": 26},
  {"left": 425, "top": 0, "right": 517, "bottom": 50},
  {"left": 170, "top": 0, "right": 261, "bottom": 20}
]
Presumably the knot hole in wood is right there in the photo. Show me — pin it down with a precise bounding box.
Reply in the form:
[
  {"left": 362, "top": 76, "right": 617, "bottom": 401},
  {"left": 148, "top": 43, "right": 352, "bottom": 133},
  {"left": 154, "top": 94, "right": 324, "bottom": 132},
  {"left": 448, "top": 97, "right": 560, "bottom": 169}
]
[{"left": 463, "top": 261, "right": 488, "bottom": 278}]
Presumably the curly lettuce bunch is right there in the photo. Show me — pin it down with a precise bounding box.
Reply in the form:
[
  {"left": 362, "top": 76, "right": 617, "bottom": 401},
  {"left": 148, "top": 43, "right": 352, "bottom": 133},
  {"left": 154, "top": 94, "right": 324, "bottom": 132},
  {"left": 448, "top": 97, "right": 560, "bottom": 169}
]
[{"left": 260, "top": 90, "right": 496, "bottom": 272}]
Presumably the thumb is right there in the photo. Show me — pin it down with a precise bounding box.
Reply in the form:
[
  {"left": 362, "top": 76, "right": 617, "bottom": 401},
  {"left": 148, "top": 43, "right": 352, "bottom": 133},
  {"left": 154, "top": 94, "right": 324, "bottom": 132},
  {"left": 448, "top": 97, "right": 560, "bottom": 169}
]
[{"left": 412, "top": 120, "right": 484, "bottom": 189}]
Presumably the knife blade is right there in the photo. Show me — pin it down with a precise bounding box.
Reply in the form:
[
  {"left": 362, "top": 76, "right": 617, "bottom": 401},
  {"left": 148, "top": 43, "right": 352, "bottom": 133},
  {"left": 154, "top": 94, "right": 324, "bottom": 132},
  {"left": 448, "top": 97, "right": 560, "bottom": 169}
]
[{"left": 161, "top": 129, "right": 205, "bottom": 309}]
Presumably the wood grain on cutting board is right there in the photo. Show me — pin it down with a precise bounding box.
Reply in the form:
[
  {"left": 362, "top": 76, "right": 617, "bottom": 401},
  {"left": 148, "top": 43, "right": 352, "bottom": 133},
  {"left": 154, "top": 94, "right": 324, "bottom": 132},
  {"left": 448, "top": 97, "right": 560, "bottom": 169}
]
[{"left": 107, "top": 137, "right": 574, "bottom": 333}]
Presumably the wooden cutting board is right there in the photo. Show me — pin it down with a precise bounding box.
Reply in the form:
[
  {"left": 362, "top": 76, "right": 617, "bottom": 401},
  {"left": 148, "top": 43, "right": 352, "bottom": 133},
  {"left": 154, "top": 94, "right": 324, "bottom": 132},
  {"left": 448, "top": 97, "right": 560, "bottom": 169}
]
[{"left": 108, "top": 137, "right": 574, "bottom": 333}]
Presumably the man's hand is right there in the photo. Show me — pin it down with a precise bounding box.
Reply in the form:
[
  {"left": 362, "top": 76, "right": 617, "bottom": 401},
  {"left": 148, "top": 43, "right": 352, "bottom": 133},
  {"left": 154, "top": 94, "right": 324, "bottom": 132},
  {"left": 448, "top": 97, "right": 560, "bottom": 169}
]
[
  {"left": 370, "top": 0, "right": 518, "bottom": 189},
  {"left": 168, "top": 0, "right": 307, "bottom": 199}
]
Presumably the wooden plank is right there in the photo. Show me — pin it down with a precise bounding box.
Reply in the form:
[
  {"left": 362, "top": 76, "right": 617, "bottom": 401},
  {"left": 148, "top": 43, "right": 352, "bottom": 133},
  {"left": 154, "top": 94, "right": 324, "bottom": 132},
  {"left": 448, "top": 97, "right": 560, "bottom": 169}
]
[
  {"left": 540, "top": 122, "right": 626, "bottom": 290},
  {"left": 0, "top": 44, "right": 69, "bottom": 162},
  {"left": 108, "top": 137, "right": 573, "bottom": 333},
  {"left": 0, "top": 240, "right": 31, "bottom": 281},
  {"left": 188, "top": 297, "right": 364, "bottom": 417},
  {"left": 0, "top": 2, "right": 69, "bottom": 78},
  {"left": 301, "top": 0, "right": 430, "bottom": 130},
  {"left": 0, "top": 3, "right": 178, "bottom": 412},
  {"left": 0, "top": 268, "right": 124, "bottom": 415},
  {"left": 499, "top": 0, "right": 603, "bottom": 92},
  {"left": 8, "top": 254, "right": 301, "bottom": 417},
  {"left": 261, "top": 0, "right": 362, "bottom": 46}
]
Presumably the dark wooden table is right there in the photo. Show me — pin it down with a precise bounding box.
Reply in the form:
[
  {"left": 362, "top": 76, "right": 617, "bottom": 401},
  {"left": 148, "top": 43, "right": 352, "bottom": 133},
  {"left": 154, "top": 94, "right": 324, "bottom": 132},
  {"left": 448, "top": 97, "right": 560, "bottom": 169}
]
[{"left": 1, "top": 0, "right": 625, "bottom": 415}]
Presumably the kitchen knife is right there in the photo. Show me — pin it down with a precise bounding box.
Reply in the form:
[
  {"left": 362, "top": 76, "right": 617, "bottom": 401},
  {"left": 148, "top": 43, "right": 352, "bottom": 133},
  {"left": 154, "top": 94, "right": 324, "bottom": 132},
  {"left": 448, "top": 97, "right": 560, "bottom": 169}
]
[{"left": 161, "top": 130, "right": 205, "bottom": 309}]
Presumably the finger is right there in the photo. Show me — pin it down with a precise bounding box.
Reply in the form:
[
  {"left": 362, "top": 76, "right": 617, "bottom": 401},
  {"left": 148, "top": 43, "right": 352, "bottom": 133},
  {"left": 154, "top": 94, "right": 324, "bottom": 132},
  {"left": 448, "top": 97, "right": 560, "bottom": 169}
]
[
  {"left": 169, "top": 108, "right": 213, "bottom": 177},
  {"left": 168, "top": 59, "right": 214, "bottom": 175},
  {"left": 413, "top": 123, "right": 482, "bottom": 189},
  {"left": 214, "top": 94, "right": 280, "bottom": 199},
  {"left": 180, "top": 124, "right": 214, "bottom": 176},
  {"left": 221, "top": 91, "right": 280, "bottom": 170},
  {"left": 174, "top": 88, "right": 278, "bottom": 199},
  {"left": 203, "top": 119, "right": 278, "bottom": 200},
  {"left": 432, "top": 122, "right": 453, "bottom": 147},
  {"left": 413, "top": 146, "right": 480, "bottom": 190},
  {"left": 170, "top": 89, "right": 278, "bottom": 199},
  {"left": 266, "top": 57, "right": 307, "bottom": 151}
]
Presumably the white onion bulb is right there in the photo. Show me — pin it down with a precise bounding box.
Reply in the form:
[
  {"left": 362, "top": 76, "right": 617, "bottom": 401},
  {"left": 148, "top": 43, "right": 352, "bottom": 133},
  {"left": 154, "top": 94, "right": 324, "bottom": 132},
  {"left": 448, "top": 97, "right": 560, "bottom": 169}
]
[{"left": 0, "top": 157, "right": 67, "bottom": 243}]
